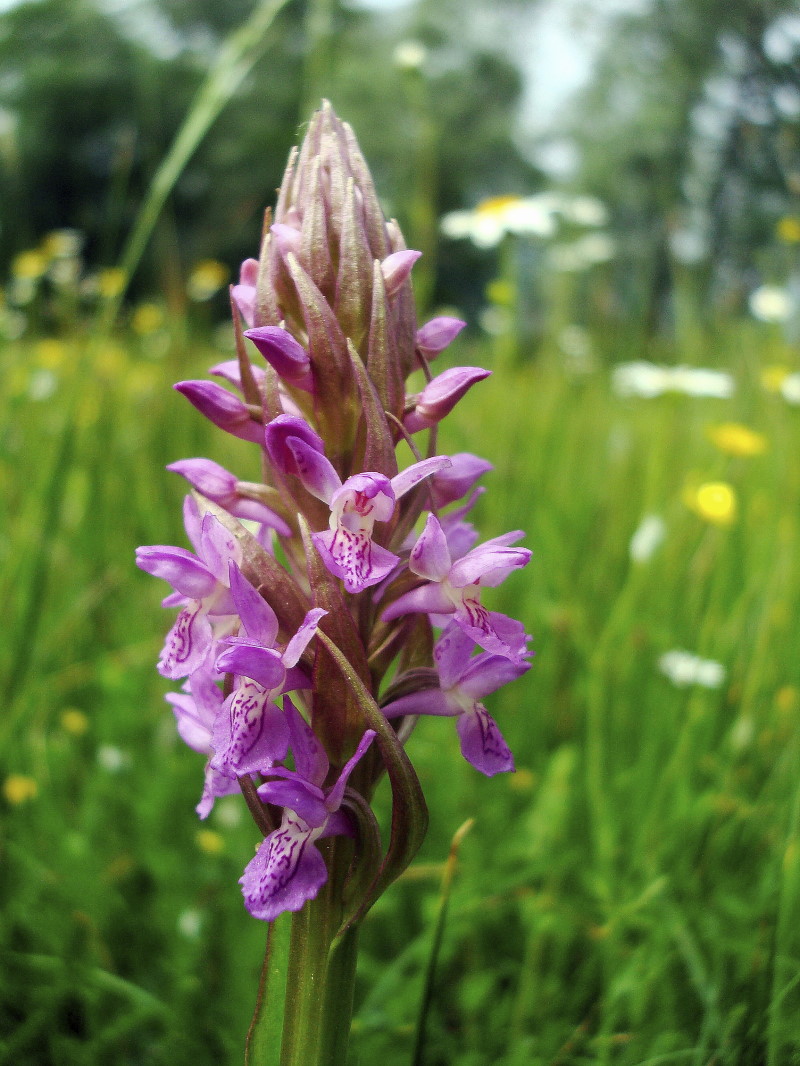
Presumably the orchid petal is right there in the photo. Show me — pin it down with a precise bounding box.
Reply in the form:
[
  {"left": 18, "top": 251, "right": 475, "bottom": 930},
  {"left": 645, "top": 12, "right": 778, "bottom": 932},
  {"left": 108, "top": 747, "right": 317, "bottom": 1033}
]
[
  {"left": 381, "top": 689, "right": 455, "bottom": 719},
  {"left": 458, "top": 653, "right": 530, "bottom": 700},
  {"left": 215, "top": 642, "right": 285, "bottom": 691},
  {"left": 285, "top": 699, "right": 329, "bottom": 787},
  {"left": 228, "top": 563, "right": 279, "bottom": 647},
  {"left": 391, "top": 456, "right": 451, "bottom": 499},
  {"left": 409, "top": 514, "right": 452, "bottom": 581},
  {"left": 158, "top": 602, "right": 213, "bottom": 679},
  {"left": 212, "top": 682, "right": 289, "bottom": 775},
  {"left": 135, "top": 546, "right": 217, "bottom": 600},
  {"left": 196, "top": 762, "right": 239, "bottom": 820},
  {"left": 282, "top": 608, "right": 327, "bottom": 668},
  {"left": 313, "top": 529, "right": 399, "bottom": 594},
  {"left": 457, "top": 706, "right": 515, "bottom": 776},
  {"left": 257, "top": 779, "right": 329, "bottom": 828},
  {"left": 325, "top": 730, "right": 376, "bottom": 813},
  {"left": 240, "top": 814, "right": 327, "bottom": 921},
  {"left": 380, "top": 582, "right": 454, "bottom": 622}
]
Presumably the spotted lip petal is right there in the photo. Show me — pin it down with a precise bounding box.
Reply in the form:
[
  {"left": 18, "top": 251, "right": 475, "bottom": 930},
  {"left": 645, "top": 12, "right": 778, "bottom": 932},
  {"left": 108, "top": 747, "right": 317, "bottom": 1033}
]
[{"left": 240, "top": 813, "right": 328, "bottom": 922}]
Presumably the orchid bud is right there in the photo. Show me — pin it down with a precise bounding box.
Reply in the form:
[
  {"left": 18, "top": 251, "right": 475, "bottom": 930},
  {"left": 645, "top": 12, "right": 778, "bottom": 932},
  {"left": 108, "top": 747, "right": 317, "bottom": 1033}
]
[
  {"left": 430, "top": 452, "right": 494, "bottom": 507},
  {"left": 404, "top": 366, "right": 491, "bottom": 433},
  {"left": 415, "top": 316, "right": 467, "bottom": 361},
  {"left": 174, "top": 380, "right": 263, "bottom": 444},
  {"left": 244, "top": 326, "right": 314, "bottom": 392},
  {"left": 381, "top": 250, "right": 422, "bottom": 297},
  {"left": 232, "top": 257, "right": 259, "bottom": 326},
  {"left": 167, "top": 458, "right": 291, "bottom": 535}
]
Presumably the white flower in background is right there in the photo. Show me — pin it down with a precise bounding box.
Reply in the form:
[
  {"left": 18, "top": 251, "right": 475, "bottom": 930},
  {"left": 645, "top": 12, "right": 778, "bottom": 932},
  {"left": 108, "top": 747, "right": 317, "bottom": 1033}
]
[
  {"left": 612, "top": 361, "right": 734, "bottom": 399},
  {"left": 549, "top": 233, "right": 615, "bottom": 271},
  {"left": 561, "top": 195, "right": 608, "bottom": 227},
  {"left": 393, "top": 40, "right": 427, "bottom": 70},
  {"left": 441, "top": 195, "right": 556, "bottom": 248},
  {"left": 629, "top": 514, "right": 666, "bottom": 563},
  {"left": 749, "top": 285, "right": 794, "bottom": 323},
  {"left": 557, "top": 324, "right": 595, "bottom": 373},
  {"left": 669, "top": 228, "right": 708, "bottom": 265},
  {"left": 780, "top": 372, "right": 800, "bottom": 404},
  {"left": 612, "top": 361, "right": 674, "bottom": 398},
  {"left": 670, "top": 366, "right": 734, "bottom": 398},
  {"left": 658, "top": 650, "right": 726, "bottom": 689}
]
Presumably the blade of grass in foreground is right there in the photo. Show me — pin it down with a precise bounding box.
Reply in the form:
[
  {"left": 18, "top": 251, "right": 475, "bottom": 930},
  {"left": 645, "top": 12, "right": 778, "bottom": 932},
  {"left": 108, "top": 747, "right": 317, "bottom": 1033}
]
[{"left": 100, "top": 0, "right": 291, "bottom": 332}]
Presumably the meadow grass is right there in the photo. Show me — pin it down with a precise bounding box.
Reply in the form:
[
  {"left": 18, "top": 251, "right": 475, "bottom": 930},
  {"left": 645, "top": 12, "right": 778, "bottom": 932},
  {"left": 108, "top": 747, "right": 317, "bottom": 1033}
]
[{"left": 1, "top": 319, "right": 799, "bottom": 1065}]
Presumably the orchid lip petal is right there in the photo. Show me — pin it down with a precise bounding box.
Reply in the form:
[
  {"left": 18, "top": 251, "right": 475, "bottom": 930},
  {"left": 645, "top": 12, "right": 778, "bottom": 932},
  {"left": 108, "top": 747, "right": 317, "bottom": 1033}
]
[
  {"left": 457, "top": 706, "right": 515, "bottom": 776},
  {"left": 240, "top": 814, "right": 328, "bottom": 922}
]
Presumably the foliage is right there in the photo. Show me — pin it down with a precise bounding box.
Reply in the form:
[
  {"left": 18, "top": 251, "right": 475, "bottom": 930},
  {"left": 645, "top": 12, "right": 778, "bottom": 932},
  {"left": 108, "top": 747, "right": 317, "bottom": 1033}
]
[{"left": 2, "top": 309, "right": 799, "bottom": 1062}]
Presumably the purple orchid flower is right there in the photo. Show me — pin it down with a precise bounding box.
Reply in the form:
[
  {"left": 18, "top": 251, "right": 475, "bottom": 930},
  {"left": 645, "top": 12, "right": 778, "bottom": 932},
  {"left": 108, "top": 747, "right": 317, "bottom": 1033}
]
[
  {"left": 382, "top": 513, "right": 532, "bottom": 662},
  {"left": 167, "top": 457, "right": 291, "bottom": 538},
  {"left": 166, "top": 667, "right": 240, "bottom": 818},
  {"left": 240, "top": 701, "right": 376, "bottom": 921},
  {"left": 382, "top": 623, "right": 527, "bottom": 776},
  {"left": 265, "top": 415, "right": 451, "bottom": 593},
  {"left": 136, "top": 497, "right": 242, "bottom": 679},
  {"left": 211, "top": 563, "right": 327, "bottom": 776}
]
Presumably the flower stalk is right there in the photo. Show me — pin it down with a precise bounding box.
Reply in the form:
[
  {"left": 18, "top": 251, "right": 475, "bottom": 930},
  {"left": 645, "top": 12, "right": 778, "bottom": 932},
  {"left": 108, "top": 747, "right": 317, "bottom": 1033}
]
[{"left": 136, "top": 102, "right": 533, "bottom": 1063}]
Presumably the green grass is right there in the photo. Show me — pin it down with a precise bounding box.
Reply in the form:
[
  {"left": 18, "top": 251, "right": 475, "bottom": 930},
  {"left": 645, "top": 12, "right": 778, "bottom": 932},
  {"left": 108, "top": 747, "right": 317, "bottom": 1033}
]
[{"left": 1, "top": 319, "right": 799, "bottom": 1064}]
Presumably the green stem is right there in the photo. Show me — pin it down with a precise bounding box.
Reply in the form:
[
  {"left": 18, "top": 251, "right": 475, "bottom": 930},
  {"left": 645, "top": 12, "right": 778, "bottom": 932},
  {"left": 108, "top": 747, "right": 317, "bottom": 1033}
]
[{"left": 246, "top": 836, "right": 360, "bottom": 1066}]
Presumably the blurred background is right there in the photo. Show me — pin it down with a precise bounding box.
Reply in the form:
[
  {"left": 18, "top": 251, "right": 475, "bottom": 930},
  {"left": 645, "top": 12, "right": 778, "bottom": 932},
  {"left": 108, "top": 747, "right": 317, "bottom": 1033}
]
[{"left": 2, "top": 0, "right": 800, "bottom": 1063}]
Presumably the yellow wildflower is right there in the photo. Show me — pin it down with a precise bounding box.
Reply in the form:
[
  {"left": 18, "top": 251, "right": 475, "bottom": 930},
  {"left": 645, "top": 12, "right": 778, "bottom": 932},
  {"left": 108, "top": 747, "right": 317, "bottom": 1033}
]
[
  {"left": 761, "top": 365, "right": 792, "bottom": 392},
  {"left": 12, "top": 249, "right": 48, "bottom": 281},
  {"left": 41, "top": 229, "right": 82, "bottom": 259},
  {"left": 683, "top": 481, "right": 737, "bottom": 526},
  {"left": 777, "top": 216, "right": 800, "bottom": 243},
  {"left": 97, "top": 268, "right": 127, "bottom": 300},
  {"left": 187, "top": 259, "right": 229, "bottom": 302},
  {"left": 131, "top": 302, "right": 165, "bottom": 335},
  {"left": 35, "top": 338, "right": 69, "bottom": 369},
  {"left": 706, "top": 422, "right": 768, "bottom": 457},
  {"left": 3, "top": 774, "right": 38, "bottom": 805},
  {"left": 61, "top": 709, "right": 89, "bottom": 736},
  {"left": 196, "top": 829, "right": 225, "bottom": 855}
]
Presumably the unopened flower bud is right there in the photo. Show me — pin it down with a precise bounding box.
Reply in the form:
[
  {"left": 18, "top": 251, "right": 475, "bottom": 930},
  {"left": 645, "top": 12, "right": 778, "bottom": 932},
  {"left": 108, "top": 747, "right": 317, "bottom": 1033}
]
[
  {"left": 232, "top": 258, "right": 259, "bottom": 326},
  {"left": 415, "top": 316, "right": 466, "bottom": 360},
  {"left": 404, "top": 367, "right": 491, "bottom": 433},
  {"left": 244, "top": 326, "right": 314, "bottom": 392},
  {"left": 381, "top": 250, "right": 422, "bottom": 297},
  {"left": 174, "top": 380, "right": 264, "bottom": 444}
]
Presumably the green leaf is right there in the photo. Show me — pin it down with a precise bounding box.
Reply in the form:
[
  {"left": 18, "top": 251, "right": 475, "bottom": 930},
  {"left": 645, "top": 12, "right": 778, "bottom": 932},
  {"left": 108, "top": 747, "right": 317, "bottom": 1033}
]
[{"left": 315, "top": 629, "right": 429, "bottom": 928}]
